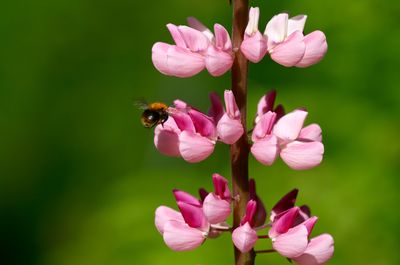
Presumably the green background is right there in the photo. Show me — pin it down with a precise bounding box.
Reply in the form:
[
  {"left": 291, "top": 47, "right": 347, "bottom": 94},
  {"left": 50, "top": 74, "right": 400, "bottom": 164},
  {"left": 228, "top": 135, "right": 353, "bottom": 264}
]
[{"left": 1, "top": 0, "right": 399, "bottom": 264}]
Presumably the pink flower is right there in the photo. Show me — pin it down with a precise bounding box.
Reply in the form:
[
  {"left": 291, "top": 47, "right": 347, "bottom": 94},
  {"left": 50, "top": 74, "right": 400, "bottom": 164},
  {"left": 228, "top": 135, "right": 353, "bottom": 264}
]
[
  {"left": 231, "top": 200, "right": 259, "bottom": 252},
  {"left": 152, "top": 18, "right": 233, "bottom": 77},
  {"left": 208, "top": 90, "right": 244, "bottom": 144},
  {"left": 265, "top": 13, "right": 328, "bottom": 67},
  {"left": 293, "top": 234, "right": 335, "bottom": 265},
  {"left": 240, "top": 7, "right": 268, "bottom": 63},
  {"left": 240, "top": 7, "right": 327, "bottom": 68},
  {"left": 154, "top": 91, "right": 243, "bottom": 162},
  {"left": 251, "top": 91, "right": 324, "bottom": 170},
  {"left": 203, "top": 173, "right": 232, "bottom": 224},
  {"left": 249, "top": 179, "right": 267, "bottom": 227},
  {"left": 266, "top": 190, "right": 334, "bottom": 264}
]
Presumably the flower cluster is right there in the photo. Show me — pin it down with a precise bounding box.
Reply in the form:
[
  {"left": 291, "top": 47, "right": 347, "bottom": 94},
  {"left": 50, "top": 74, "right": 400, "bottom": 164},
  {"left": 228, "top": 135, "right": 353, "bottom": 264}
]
[
  {"left": 151, "top": 7, "right": 327, "bottom": 78},
  {"left": 154, "top": 90, "right": 243, "bottom": 163},
  {"left": 154, "top": 90, "right": 324, "bottom": 170},
  {"left": 155, "top": 175, "right": 334, "bottom": 265}
]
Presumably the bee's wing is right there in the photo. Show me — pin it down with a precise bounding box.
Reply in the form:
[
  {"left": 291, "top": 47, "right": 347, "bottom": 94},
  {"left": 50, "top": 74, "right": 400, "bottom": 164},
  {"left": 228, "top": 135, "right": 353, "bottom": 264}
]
[
  {"left": 133, "top": 99, "right": 148, "bottom": 110},
  {"left": 167, "top": 106, "right": 191, "bottom": 115}
]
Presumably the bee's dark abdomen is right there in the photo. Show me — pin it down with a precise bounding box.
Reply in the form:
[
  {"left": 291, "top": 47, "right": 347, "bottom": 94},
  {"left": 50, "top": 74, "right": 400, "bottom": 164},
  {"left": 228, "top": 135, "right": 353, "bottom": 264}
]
[{"left": 141, "top": 109, "right": 160, "bottom": 128}]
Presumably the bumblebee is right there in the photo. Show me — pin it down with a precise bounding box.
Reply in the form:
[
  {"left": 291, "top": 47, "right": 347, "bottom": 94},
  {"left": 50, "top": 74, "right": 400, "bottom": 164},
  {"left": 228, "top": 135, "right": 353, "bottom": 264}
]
[{"left": 138, "top": 102, "right": 169, "bottom": 128}]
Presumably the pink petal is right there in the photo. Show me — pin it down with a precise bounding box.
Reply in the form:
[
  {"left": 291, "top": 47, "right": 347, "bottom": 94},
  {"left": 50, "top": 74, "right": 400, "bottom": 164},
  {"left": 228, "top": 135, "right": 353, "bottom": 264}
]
[
  {"left": 299, "top": 124, "right": 322, "bottom": 142},
  {"left": 173, "top": 99, "right": 188, "bottom": 110},
  {"left": 173, "top": 189, "right": 201, "bottom": 206},
  {"left": 179, "top": 131, "right": 215, "bottom": 163},
  {"left": 151, "top": 43, "right": 205, "bottom": 77},
  {"left": 269, "top": 207, "right": 299, "bottom": 238},
  {"left": 186, "top": 17, "right": 214, "bottom": 42},
  {"left": 224, "top": 90, "right": 240, "bottom": 119},
  {"left": 240, "top": 31, "right": 268, "bottom": 63},
  {"left": 269, "top": 31, "right": 306, "bottom": 67},
  {"left": 205, "top": 46, "right": 233, "bottom": 76},
  {"left": 154, "top": 119, "right": 181, "bottom": 157},
  {"left": 188, "top": 109, "right": 217, "bottom": 139},
  {"left": 296, "top": 31, "right": 328, "bottom": 68},
  {"left": 272, "top": 224, "right": 309, "bottom": 258},
  {"left": 232, "top": 222, "right": 258, "bottom": 253},
  {"left": 208, "top": 92, "right": 224, "bottom": 122},
  {"left": 252, "top": 111, "right": 277, "bottom": 141},
  {"left": 287, "top": 15, "right": 307, "bottom": 36},
  {"left": 171, "top": 111, "right": 195, "bottom": 133},
  {"left": 264, "top": 13, "right": 289, "bottom": 45},
  {"left": 245, "top": 7, "right": 260, "bottom": 35},
  {"left": 271, "top": 189, "right": 299, "bottom": 222},
  {"left": 214, "top": 24, "right": 232, "bottom": 51},
  {"left": 273, "top": 110, "right": 308, "bottom": 142},
  {"left": 155, "top": 206, "right": 184, "bottom": 234},
  {"left": 251, "top": 134, "right": 279, "bottom": 166},
  {"left": 280, "top": 141, "right": 324, "bottom": 170},
  {"left": 217, "top": 114, "right": 243, "bottom": 144},
  {"left": 163, "top": 220, "right": 206, "bottom": 251},
  {"left": 203, "top": 193, "right": 231, "bottom": 224},
  {"left": 241, "top": 200, "right": 257, "bottom": 226},
  {"left": 293, "top": 234, "right": 334, "bottom": 265},
  {"left": 212, "top": 173, "right": 231, "bottom": 200},
  {"left": 177, "top": 25, "right": 210, "bottom": 52},
  {"left": 302, "top": 216, "right": 318, "bottom": 236},
  {"left": 166, "top": 24, "right": 187, "bottom": 48},
  {"left": 256, "top": 90, "right": 276, "bottom": 118},
  {"left": 177, "top": 201, "right": 209, "bottom": 231}
]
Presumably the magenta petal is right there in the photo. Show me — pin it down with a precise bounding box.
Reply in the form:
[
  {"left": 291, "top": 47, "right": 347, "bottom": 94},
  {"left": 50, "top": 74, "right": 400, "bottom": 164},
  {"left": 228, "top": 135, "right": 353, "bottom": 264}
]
[
  {"left": 155, "top": 206, "right": 184, "bottom": 234},
  {"left": 177, "top": 25, "right": 210, "bottom": 52},
  {"left": 205, "top": 46, "right": 233, "bottom": 76},
  {"left": 252, "top": 111, "right": 277, "bottom": 141},
  {"left": 241, "top": 200, "right": 257, "bottom": 226},
  {"left": 293, "top": 234, "right": 334, "bottom": 265},
  {"left": 177, "top": 201, "right": 209, "bottom": 231},
  {"left": 270, "top": 31, "right": 306, "bottom": 67},
  {"left": 172, "top": 112, "right": 195, "bottom": 133},
  {"left": 208, "top": 92, "right": 224, "bottom": 122},
  {"left": 272, "top": 224, "right": 309, "bottom": 258},
  {"left": 299, "top": 124, "right": 322, "bottom": 142},
  {"left": 163, "top": 220, "right": 206, "bottom": 251},
  {"left": 214, "top": 23, "right": 232, "bottom": 50},
  {"left": 240, "top": 31, "right": 268, "bottom": 63},
  {"left": 251, "top": 135, "right": 279, "bottom": 166},
  {"left": 296, "top": 30, "right": 328, "bottom": 68},
  {"left": 232, "top": 223, "right": 258, "bottom": 253},
  {"left": 173, "top": 189, "right": 201, "bottom": 206},
  {"left": 273, "top": 110, "right": 308, "bottom": 142},
  {"left": 302, "top": 216, "right": 318, "bottom": 236},
  {"left": 203, "top": 193, "right": 231, "bottom": 224},
  {"left": 257, "top": 90, "right": 276, "bottom": 118},
  {"left": 152, "top": 43, "right": 205, "bottom": 77},
  {"left": 269, "top": 207, "right": 299, "bottom": 238},
  {"left": 188, "top": 109, "right": 217, "bottom": 139},
  {"left": 154, "top": 120, "right": 181, "bottom": 157},
  {"left": 271, "top": 189, "right": 299, "bottom": 222},
  {"left": 212, "top": 173, "right": 230, "bottom": 200},
  {"left": 179, "top": 131, "right": 215, "bottom": 163},
  {"left": 280, "top": 141, "right": 324, "bottom": 170},
  {"left": 217, "top": 114, "right": 244, "bottom": 144}
]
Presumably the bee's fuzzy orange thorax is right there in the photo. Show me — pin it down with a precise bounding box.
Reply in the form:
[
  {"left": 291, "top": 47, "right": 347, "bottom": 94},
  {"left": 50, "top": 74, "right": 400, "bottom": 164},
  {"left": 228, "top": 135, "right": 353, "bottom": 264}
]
[{"left": 148, "top": 102, "right": 168, "bottom": 110}]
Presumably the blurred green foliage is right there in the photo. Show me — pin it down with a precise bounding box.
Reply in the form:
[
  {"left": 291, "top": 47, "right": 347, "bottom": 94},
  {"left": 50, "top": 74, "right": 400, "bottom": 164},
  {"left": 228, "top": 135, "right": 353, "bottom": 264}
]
[{"left": 1, "top": 0, "right": 399, "bottom": 264}]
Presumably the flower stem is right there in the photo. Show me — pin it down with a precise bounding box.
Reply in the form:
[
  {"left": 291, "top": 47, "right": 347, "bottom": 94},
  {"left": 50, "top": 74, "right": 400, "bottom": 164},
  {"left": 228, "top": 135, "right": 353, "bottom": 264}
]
[{"left": 230, "top": 1, "right": 254, "bottom": 265}]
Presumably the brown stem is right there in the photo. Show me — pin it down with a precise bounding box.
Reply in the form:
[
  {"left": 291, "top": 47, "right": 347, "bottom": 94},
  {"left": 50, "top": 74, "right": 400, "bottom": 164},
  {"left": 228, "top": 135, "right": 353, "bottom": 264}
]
[{"left": 230, "top": 1, "right": 254, "bottom": 265}]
